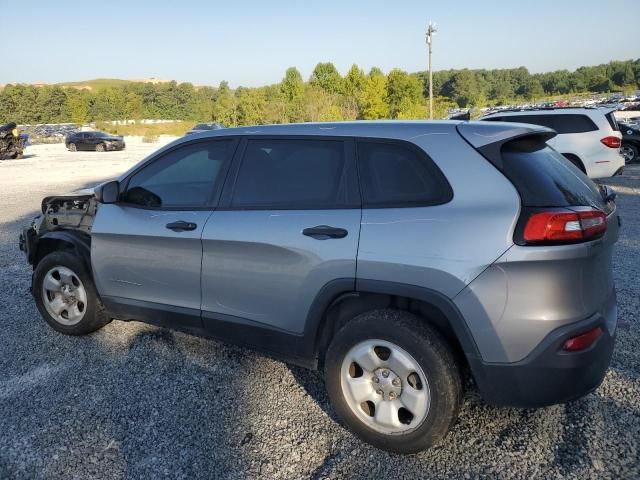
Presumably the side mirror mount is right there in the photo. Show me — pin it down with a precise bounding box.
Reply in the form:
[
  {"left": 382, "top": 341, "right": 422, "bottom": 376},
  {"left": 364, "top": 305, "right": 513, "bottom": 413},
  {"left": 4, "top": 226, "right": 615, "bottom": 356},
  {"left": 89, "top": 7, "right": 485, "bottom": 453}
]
[{"left": 95, "top": 180, "right": 120, "bottom": 204}]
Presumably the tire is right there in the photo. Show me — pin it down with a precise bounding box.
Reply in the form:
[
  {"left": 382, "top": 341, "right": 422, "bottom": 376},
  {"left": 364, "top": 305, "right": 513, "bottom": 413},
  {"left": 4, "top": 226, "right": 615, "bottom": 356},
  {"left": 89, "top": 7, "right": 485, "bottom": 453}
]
[
  {"left": 324, "top": 309, "right": 462, "bottom": 453},
  {"left": 95, "top": 143, "right": 105, "bottom": 152},
  {"left": 33, "top": 250, "right": 111, "bottom": 335},
  {"left": 621, "top": 143, "right": 638, "bottom": 164},
  {"left": 68, "top": 143, "right": 77, "bottom": 152}
]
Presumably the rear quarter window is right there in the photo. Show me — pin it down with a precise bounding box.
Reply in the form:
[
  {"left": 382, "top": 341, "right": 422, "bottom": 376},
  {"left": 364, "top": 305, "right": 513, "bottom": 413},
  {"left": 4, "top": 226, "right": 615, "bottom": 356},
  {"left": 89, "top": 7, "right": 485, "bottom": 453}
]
[
  {"left": 553, "top": 114, "right": 598, "bottom": 134},
  {"left": 356, "top": 140, "right": 452, "bottom": 208}
]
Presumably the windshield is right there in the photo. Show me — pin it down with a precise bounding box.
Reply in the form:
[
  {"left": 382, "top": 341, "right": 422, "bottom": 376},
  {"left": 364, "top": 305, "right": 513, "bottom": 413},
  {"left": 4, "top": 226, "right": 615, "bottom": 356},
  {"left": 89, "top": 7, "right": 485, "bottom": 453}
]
[{"left": 92, "top": 131, "right": 112, "bottom": 138}]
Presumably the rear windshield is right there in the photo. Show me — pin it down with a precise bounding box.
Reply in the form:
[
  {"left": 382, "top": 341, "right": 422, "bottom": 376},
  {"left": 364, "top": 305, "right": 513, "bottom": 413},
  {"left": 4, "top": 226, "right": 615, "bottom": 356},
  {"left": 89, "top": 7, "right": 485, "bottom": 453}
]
[{"left": 501, "top": 143, "right": 610, "bottom": 212}]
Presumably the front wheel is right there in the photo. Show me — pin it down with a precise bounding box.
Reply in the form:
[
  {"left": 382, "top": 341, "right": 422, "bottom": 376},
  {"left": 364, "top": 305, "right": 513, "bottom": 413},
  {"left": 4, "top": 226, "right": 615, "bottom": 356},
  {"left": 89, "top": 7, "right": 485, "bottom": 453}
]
[
  {"left": 621, "top": 143, "right": 638, "bottom": 164},
  {"left": 324, "top": 309, "right": 462, "bottom": 453},
  {"left": 95, "top": 143, "right": 105, "bottom": 152},
  {"left": 33, "top": 251, "right": 111, "bottom": 335},
  {"left": 68, "top": 143, "right": 77, "bottom": 152}
]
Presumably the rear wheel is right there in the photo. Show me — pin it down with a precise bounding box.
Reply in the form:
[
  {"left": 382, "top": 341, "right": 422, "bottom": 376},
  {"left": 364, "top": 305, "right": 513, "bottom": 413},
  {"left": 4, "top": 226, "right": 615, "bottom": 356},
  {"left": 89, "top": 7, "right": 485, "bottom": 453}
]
[
  {"left": 95, "top": 143, "right": 105, "bottom": 152},
  {"left": 68, "top": 143, "right": 77, "bottom": 152},
  {"left": 324, "top": 309, "right": 462, "bottom": 453},
  {"left": 33, "top": 251, "right": 111, "bottom": 335},
  {"left": 621, "top": 143, "right": 638, "bottom": 164}
]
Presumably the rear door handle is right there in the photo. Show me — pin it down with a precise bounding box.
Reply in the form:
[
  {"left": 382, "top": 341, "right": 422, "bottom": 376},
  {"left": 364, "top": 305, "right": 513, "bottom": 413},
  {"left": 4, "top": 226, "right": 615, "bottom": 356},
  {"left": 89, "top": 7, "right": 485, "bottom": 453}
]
[
  {"left": 166, "top": 221, "right": 197, "bottom": 232},
  {"left": 302, "top": 225, "right": 348, "bottom": 239}
]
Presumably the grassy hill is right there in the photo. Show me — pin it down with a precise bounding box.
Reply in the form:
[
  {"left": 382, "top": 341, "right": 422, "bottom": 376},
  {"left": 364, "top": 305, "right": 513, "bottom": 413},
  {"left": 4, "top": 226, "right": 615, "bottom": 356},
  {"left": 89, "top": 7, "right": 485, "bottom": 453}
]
[{"left": 55, "top": 78, "right": 137, "bottom": 89}]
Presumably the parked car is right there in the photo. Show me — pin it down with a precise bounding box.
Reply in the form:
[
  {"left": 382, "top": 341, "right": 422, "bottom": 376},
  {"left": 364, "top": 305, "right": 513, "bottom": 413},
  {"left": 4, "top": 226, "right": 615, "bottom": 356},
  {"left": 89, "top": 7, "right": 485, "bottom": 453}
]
[
  {"left": 481, "top": 107, "right": 624, "bottom": 178},
  {"left": 185, "top": 122, "right": 224, "bottom": 135},
  {"left": 619, "top": 121, "right": 640, "bottom": 163},
  {"left": 65, "top": 131, "right": 125, "bottom": 152},
  {"left": 19, "top": 121, "right": 618, "bottom": 453}
]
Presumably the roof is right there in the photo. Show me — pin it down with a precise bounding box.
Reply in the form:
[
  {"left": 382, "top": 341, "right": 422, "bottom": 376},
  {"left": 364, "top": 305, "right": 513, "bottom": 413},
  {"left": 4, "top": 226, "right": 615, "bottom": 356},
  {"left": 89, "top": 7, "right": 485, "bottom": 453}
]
[
  {"left": 117, "top": 120, "right": 555, "bottom": 181},
  {"left": 184, "top": 120, "right": 465, "bottom": 141}
]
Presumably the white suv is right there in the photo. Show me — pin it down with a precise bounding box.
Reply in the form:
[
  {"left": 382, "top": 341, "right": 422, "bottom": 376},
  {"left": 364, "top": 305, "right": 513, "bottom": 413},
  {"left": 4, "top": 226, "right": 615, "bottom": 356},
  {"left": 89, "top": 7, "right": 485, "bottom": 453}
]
[{"left": 481, "top": 108, "right": 624, "bottom": 178}]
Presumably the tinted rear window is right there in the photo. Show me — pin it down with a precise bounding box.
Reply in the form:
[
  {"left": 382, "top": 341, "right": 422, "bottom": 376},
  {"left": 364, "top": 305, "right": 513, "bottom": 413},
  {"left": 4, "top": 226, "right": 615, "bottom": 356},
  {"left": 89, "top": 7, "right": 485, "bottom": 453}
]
[
  {"left": 501, "top": 143, "right": 609, "bottom": 211},
  {"left": 356, "top": 140, "right": 452, "bottom": 207}
]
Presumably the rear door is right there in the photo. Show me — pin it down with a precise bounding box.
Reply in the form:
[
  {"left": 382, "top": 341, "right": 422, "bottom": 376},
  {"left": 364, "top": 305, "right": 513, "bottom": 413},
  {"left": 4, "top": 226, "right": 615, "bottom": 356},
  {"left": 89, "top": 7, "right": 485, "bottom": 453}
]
[
  {"left": 91, "top": 138, "right": 236, "bottom": 322},
  {"left": 200, "top": 136, "right": 361, "bottom": 334},
  {"left": 78, "top": 133, "right": 90, "bottom": 150}
]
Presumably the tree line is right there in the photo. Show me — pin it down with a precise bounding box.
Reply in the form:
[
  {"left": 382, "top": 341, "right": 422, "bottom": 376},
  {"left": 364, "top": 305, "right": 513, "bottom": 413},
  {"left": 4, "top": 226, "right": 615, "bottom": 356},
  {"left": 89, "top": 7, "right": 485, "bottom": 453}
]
[{"left": 0, "top": 59, "right": 638, "bottom": 126}]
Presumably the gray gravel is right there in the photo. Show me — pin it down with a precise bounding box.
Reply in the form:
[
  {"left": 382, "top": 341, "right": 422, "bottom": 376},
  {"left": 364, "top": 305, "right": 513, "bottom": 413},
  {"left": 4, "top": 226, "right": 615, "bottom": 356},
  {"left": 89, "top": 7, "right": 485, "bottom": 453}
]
[{"left": 1, "top": 144, "right": 639, "bottom": 479}]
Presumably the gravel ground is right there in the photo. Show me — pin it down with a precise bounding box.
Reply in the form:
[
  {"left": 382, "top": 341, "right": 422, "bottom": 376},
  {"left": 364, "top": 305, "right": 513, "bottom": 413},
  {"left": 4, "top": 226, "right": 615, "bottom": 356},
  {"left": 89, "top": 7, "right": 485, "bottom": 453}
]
[{"left": 0, "top": 143, "right": 638, "bottom": 479}]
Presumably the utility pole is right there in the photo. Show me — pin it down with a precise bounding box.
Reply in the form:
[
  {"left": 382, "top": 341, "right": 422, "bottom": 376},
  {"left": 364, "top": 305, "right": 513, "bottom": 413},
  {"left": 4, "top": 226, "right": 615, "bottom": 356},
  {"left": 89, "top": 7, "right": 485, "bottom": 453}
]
[{"left": 426, "top": 21, "right": 436, "bottom": 119}]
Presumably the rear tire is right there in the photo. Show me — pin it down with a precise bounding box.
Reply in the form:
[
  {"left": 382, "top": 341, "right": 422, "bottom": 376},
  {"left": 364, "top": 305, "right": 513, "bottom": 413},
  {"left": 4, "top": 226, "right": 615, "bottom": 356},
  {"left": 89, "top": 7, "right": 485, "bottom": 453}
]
[
  {"left": 621, "top": 143, "right": 638, "bottom": 164},
  {"left": 324, "top": 309, "right": 462, "bottom": 453},
  {"left": 68, "top": 143, "right": 77, "bottom": 152},
  {"left": 95, "top": 143, "right": 105, "bottom": 152},
  {"left": 33, "top": 251, "right": 111, "bottom": 335}
]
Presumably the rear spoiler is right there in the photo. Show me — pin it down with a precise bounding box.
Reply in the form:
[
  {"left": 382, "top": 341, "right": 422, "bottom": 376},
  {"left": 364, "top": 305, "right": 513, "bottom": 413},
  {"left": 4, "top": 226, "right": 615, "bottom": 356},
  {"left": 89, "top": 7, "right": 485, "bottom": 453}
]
[{"left": 456, "top": 122, "right": 556, "bottom": 170}]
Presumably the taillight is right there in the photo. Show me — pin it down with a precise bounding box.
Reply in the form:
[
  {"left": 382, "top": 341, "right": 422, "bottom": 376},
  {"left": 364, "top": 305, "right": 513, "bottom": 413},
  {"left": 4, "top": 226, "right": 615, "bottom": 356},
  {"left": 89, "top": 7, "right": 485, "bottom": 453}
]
[
  {"left": 562, "top": 326, "right": 603, "bottom": 352},
  {"left": 522, "top": 208, "right": 607, "bottom": 245},
  {"left": 600, "top": 136, "right": 621, "bottom": 148}
]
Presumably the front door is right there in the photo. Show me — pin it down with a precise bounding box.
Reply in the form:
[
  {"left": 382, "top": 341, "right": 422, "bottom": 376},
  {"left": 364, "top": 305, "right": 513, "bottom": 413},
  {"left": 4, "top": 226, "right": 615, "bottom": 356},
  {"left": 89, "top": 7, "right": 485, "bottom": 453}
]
[
  {"left": 91, "top": 138, "right": 236, "bottom": 322},
  {"left": 201, "top": 136, "right": 361, "bottom": 334}
]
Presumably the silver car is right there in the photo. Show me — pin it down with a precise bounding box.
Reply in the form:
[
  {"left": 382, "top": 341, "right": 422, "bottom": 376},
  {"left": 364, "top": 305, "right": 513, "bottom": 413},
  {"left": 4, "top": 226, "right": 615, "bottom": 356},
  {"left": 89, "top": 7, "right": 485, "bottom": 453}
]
[{"left": 20, "top": 121, "right": 618, "bottom": 453}]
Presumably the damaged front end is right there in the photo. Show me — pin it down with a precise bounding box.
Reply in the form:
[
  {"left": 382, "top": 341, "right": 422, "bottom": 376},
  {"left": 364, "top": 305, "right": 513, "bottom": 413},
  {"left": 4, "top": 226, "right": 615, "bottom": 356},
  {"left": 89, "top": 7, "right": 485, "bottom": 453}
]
[{"left": 19, "top": 190, "right": 97, "bottom": 265}]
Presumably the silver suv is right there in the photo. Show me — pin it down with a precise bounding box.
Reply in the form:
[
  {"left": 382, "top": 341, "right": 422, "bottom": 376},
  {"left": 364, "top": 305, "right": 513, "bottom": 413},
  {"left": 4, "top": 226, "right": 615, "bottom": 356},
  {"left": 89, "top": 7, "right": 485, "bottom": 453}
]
[{"left": 19, "top": 121, "right": 619, "bottom": 453}]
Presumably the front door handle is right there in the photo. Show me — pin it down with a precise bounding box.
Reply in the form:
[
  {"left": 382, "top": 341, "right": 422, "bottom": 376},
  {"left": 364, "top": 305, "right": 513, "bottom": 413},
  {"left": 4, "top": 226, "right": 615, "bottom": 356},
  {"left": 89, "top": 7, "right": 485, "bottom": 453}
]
[
  {"left": 302, "top": 225, "right": 348, "bottom": 239},
  {"left": 166, "top": 221, "right": 197, "bottom": 232}
]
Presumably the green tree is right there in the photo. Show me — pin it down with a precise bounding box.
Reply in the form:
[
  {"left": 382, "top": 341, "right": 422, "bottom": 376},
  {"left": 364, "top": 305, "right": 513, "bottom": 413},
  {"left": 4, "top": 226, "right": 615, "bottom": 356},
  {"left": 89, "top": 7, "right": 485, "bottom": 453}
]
[
  {"left": 309, "top": 62, "right": 343, "bottom": 94},
  {"left": 237, "top": 88, "right": 267, "bottom": 125},
  {"left": 67, "top": 90, "right": 90, "bottom": 124},
  {"left": 442, "top": 70, "right": 478, "bottom": 107},
  {"left": 344, "top": 64, "right": 366, "bottom": 97},
  {"left": 386, "top": 69, "right": 422, "bottom": 118},
  {"left": 280, "top": 67, "right": 304, "bottom": 122},
  {"left": 212, "top": 81, "right": 237, "bottom": 126},
  {"left": 358, "top": 74, "right": 388, "bottom": 119},
  {"left": 368, "top": 67, "right": 384, "bottom": 78}
]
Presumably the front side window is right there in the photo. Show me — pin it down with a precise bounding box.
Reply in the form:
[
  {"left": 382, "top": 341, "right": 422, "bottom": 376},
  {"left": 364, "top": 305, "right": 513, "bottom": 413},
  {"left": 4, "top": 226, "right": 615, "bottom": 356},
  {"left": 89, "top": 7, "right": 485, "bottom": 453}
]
[
  {"left": 121, "top": 140, "right": 233, "bottom": 208},
  {"left": 230, "top": 139, "right": 348, "bottom": 209},
  {"left": 357, "top": 141, "right": 452, "bottom": 207}
]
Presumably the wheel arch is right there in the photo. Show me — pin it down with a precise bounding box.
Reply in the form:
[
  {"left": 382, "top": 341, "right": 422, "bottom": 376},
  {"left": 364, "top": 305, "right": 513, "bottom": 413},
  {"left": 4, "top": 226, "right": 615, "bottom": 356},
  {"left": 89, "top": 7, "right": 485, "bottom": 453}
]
[
  {"left": 309, "top": 279, "right": 482, "bottom": 374},
  {"left": 34, "top": 231, "right": 92, "bottom": 272},
  {"left": 561, "top": 153, "right": 586, "bottom": 173}
]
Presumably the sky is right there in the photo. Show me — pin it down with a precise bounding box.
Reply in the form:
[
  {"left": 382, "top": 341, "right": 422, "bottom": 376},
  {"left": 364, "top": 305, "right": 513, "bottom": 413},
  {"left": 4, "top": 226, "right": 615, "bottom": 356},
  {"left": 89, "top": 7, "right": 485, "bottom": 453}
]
[{"left": 4, "top": 0, "right": 638, "bottom": 87}]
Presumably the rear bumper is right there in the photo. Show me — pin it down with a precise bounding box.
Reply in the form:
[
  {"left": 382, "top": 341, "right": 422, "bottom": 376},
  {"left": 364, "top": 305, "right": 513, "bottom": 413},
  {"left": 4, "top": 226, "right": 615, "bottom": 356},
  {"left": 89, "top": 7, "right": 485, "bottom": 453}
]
[{"left": 471, "top": 291, "right": 617, "bottom": 407}]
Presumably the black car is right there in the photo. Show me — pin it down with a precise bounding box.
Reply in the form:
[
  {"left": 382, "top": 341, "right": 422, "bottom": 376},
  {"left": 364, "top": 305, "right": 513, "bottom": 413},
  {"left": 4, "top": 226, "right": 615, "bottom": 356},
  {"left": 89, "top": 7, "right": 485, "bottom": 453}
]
[
  {"left": 185, "top": 122, "right": 224, "bottom": 135},
  {"left": 619, "top": 122, "right": 640, "bottom": 163},
  {"left": 65, "top": 131, "right": 125, "bottom": 152}
]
